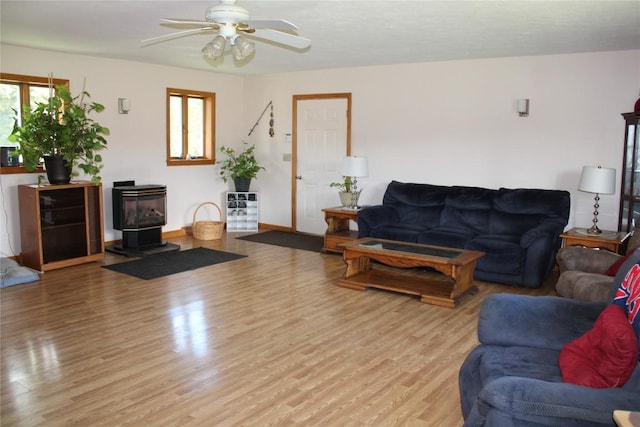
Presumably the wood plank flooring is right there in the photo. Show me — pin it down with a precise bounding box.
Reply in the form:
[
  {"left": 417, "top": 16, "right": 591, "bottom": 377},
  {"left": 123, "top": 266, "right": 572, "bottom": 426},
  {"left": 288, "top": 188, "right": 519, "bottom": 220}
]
[{"left": 1, "top": 233, "right": 558, "bottom": 426}]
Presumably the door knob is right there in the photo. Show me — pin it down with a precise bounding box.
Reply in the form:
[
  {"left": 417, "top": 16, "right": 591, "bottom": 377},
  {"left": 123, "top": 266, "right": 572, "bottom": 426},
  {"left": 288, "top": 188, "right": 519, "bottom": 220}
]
[{"left": 296, "top": 175, "right": 302, "bottom": 180}]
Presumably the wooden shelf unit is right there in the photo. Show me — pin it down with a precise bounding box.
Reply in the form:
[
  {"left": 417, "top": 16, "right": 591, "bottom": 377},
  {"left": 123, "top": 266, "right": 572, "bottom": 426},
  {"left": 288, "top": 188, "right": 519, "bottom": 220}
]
[{"left": 18, "top": 182, "right": 105, "bottom": 271}]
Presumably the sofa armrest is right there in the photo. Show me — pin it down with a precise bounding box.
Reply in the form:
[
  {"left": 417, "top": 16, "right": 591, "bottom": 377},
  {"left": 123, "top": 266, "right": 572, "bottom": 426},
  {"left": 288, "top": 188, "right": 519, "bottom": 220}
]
[
  {"left": 520, "top": 222, "right": 563, "bottom": 248},
  {"left": 357, "top": 205, "right": 399, "bottom": 237},
  {"left": 477, "top": 294, "right": 606, "bottom": 351},
  {"left": 479, "top": 376, "right": 640, "bottom": 425},
  {"left": 556, "top": 246, "right": 621, "bottom": 274}
]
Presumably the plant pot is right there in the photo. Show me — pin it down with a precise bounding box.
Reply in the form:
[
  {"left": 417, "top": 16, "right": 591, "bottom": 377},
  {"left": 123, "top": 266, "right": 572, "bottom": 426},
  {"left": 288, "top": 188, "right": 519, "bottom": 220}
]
[
  {"left": 339, "top": 191, "right": 361, "bottom": 208},
  {"left": 234, "top": 177, "right": 252, "bottom": 192},
  {"left": 43, "top": 155, "right": 72, "bottom": 184}
]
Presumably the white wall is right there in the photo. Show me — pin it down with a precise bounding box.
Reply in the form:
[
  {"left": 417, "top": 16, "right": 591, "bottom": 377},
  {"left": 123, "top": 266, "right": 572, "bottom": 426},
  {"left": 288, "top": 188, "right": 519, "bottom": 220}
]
[
  {"left": 245, "top": 50, "right": 640, "bottom": 232},
  {"left": 0, "top": 45, "right": 245, "bottom": 257},
  {"left": 1, "top": 45, "right": 639, "bottom": 258}
]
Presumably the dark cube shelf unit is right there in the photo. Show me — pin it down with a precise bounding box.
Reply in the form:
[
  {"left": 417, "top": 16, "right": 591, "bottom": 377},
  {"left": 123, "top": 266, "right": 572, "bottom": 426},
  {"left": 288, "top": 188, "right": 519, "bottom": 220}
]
[{"left": 18, "top": 182, "right": 104, "bottom": 271}]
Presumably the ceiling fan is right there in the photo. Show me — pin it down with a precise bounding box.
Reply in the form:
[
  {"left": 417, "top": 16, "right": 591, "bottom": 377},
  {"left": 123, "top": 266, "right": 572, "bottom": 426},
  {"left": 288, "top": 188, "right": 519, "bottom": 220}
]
[{"left": 141, "top": 0, "right": 311, "bottom": 62}]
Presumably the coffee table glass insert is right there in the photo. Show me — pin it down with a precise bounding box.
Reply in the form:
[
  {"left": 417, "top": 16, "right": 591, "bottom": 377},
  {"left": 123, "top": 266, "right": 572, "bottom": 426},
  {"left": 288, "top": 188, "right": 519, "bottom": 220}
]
[{"left": 358, "top": 239, "right": 463, "bottom": 259}]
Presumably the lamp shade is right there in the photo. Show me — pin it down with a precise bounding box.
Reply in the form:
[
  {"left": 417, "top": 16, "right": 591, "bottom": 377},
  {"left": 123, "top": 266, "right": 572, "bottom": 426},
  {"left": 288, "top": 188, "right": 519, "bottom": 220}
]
[
  {"left": 341, "top": 156, "right": 368, "bottom": 178},
  {"left": 578, "top": 166, "right": 616, "bottom": 194}
]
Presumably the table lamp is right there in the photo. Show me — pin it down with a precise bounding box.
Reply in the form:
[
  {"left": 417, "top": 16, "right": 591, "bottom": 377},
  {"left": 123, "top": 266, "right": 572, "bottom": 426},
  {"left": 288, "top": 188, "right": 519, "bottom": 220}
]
[
  {"left": 341, "top": 156, "right": 368, "bottom": 209},
  {"left": 578, "top": 165, "right": 616, "bottom": 234}
]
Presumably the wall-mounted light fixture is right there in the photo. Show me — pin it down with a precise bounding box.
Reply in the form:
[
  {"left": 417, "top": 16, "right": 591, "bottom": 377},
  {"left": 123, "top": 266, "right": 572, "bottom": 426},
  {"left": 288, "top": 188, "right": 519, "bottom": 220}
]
[
  {"left": 118, "top": 98, "right": 131, "bottom": 114},
  {"left": 517, "top": 99, "right": 530, "bottom": 117}
]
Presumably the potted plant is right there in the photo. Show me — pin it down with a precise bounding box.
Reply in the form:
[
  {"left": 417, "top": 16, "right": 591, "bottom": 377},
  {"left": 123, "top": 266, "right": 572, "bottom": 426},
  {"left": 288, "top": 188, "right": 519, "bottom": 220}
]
[
  {"left": 9, "top": 83, "right": 109, "bottom": 184},
  {"left": 330, "top": 176, "right": 357, "bottom": 207},
  {"left": 217, "top": 142, "right": 265, "bottom": 191}
]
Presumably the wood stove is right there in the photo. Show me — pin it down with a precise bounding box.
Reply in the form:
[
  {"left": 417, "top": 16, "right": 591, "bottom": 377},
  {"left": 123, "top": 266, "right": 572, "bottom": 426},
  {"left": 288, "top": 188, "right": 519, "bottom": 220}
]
[{"left": 108, "top": 182, "right": 178, "bottom": 256}]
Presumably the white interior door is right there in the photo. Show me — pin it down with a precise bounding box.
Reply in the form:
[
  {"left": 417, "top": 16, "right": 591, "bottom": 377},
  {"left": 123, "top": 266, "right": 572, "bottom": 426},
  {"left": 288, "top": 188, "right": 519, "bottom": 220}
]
[{"left": 295, "top": 97, "right": 349, "bottom": 234}]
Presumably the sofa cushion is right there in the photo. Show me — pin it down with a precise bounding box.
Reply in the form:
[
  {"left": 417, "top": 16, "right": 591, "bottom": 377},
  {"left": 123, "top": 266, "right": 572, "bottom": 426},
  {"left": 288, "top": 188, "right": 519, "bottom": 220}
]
[
  {"left": 494, "top": 187, "right": 571, "bottom": 217},
  {"left": 382, "top": 181, "right": 446, "bottom": 228},
  {"left": 466, "top": 235, "right": 523, "bottom": 274},
  {"left": 475, "top": 345, "right": 563, "bottom": 386},
  {"left": 489, "top": 211, "right": 540, "bottom": 236},
  {"left": 559, "top": 305, "right": 638, "bottom": 388},
  {"left": 555, "top": 271, "right": 614, "bottom": 302},
  {"left": 417, "top": 228, "right": 474, "bottom": 248},
  {"left": 439, "top": 186, "right": 493, "bottom": 234},
  {"left": 490, "top": 188, "right": 570, "bottom": 236}
]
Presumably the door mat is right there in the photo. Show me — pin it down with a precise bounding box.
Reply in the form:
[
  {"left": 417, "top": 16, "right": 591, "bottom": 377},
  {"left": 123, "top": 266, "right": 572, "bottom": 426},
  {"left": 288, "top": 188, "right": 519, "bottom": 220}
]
[
  {"left": 236, "top": 230, "right": 323, "bottom": 252},
  {"left": 103, "top": 247, "right": 246, "bottom": 280}
]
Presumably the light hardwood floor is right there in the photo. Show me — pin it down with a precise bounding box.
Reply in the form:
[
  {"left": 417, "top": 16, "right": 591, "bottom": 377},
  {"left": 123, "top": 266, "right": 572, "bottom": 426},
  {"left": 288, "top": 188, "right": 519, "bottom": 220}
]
[{"left": 1, "top": 232, "right": 558, "bottom": 426}]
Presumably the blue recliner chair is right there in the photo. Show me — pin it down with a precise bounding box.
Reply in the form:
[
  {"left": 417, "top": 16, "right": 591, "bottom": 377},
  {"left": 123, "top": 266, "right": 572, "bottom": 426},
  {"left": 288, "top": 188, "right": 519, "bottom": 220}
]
[{"left": 459, "top": 249, "right": 640, "bottom": 426}]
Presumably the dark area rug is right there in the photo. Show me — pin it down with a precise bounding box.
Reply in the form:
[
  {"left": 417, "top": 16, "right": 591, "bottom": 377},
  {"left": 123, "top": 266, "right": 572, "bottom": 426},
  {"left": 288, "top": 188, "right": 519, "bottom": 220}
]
[
  {"left": 103, "top": 247, "right": 246, "bottom": 280},
  {"left": 236, "top": 230, "right": 323, "bottom": 252}
]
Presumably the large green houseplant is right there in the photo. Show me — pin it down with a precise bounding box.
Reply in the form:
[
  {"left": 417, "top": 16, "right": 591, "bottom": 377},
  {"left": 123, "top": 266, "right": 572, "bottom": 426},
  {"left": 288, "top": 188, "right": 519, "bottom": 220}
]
[
  {"left": 9, "top": 84, "right": 109, "bottom": 184},
  {"left": 218, "top": 142, "right": 265, "bottom": 191}
]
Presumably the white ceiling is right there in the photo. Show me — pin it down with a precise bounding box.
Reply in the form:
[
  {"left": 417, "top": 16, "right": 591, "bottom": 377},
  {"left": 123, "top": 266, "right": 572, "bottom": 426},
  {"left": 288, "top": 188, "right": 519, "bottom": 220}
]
[{"left": 1, "top": 1, "right": 639, "bottom": 76}]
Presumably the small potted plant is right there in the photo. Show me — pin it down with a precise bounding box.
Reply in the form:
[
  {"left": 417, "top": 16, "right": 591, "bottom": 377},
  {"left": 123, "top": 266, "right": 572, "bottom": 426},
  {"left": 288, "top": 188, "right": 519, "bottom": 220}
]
[
  {"left": 217, "top": 142, "right": 265, "bottom": 191},
  {"left": 330, "top": 176, "right": 357, "bottom": 207},
  {"left": 9, "top": 83, "right": 109, "bottom": 184}
]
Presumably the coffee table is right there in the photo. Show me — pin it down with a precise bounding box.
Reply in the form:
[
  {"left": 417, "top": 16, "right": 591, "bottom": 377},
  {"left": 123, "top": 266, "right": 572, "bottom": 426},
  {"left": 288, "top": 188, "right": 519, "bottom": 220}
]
[{"left": 337, "top": 238, "right": 485, "bottom": 308}]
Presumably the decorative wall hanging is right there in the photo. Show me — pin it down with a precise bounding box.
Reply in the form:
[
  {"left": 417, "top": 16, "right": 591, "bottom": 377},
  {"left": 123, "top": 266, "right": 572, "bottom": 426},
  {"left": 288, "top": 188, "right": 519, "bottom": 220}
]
[{"left": 248, "top": 100, "right": 274, "bottom": 137}]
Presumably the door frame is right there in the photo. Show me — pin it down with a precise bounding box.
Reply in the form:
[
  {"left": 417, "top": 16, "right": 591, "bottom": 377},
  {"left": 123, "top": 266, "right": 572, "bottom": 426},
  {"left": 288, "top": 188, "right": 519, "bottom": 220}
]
[{"left": 292, "top": 93, "right": 352, "bottom": 232}]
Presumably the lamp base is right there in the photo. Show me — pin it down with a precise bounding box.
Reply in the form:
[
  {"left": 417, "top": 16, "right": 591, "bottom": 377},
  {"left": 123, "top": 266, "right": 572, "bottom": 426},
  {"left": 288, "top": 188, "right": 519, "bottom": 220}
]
[
  {"left": 586, "top": 224, "right": 602, "bottom": 234},
  {"left": 586, "top": 194, "right": 603, "bottom": 235}
]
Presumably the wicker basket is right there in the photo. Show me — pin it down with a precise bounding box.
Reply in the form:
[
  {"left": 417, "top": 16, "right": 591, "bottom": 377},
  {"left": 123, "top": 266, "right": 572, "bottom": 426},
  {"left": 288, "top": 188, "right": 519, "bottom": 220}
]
[{"left": 192, "top": 202, "right": 224, "bottom": 240}]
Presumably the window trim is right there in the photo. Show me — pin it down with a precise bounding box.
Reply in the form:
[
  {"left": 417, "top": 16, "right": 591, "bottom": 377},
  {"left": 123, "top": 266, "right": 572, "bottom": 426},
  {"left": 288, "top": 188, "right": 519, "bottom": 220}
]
[
  {"left": 166, "top": 87, "right": 216, "bottom": 166},
  {"left": 0, "top": 73, "right": 69, "bottom": 175}
]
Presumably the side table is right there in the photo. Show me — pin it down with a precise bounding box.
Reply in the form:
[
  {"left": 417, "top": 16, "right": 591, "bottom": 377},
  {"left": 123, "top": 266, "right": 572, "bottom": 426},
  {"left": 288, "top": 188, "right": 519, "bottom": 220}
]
[
  {"left": 560, "top": 227, "right": 630, "bottom": 254},
  {"left": 321, "top": 207, "right": 360, "bottom": 253}
]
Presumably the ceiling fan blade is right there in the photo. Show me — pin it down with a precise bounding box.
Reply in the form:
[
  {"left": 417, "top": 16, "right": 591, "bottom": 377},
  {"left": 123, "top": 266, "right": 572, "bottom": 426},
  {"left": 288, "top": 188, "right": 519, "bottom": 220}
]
[
  {"left": 243, "top": 19, "right": 300, "bottom": 34},
  {"left": 160, "top": 18, "right": 213, "bottom": 26},
  {"left": 141, "top": 27, "right": 215, "bottom": 46},
  {"left": 249, "top": 29, "right": 311, "bottom": 49}
]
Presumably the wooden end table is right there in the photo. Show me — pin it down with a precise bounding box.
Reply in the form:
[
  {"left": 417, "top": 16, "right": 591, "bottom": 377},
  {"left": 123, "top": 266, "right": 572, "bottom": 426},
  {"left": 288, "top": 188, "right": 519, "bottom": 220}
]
[
  {"left": 560, "top": 227, "right": 630, "bottom": 254},
  {"left": 337, "top": 238, "right": 485, "bottom": 308},
  {"left": 321, "top": 207, "right": 360, "bottom": 253}
]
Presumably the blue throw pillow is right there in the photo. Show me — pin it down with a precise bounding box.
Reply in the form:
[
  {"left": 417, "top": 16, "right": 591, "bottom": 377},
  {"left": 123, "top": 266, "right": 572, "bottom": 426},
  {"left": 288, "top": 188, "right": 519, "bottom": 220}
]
[{"left": 613, "top": 261, "right": 640, "bottom": 358}]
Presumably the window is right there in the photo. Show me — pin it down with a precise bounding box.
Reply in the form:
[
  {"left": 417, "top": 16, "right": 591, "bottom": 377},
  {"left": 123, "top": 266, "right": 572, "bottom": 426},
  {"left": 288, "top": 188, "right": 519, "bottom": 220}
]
[
  {"left": 166, "top": 88, "right": 215, "bottom": 166},
  {"left": 0, "top": 73, "right": 69, "bottom": 174}
]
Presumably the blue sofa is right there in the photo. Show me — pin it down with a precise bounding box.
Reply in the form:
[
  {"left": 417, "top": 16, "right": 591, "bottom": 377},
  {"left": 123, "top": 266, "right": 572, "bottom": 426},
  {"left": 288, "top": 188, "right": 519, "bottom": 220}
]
[
  {"left": 459, "top": 249, "right": 640, "bottom": 426},
  {"left": 357, "top": 181, "right": 570, "bottom": 288}
]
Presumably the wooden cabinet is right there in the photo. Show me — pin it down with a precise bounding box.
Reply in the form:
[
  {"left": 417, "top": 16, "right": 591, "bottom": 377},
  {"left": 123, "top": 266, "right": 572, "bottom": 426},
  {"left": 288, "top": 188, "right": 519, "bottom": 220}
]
[
  {"left": 226, "top": 192, "right": 258, "bottom": 232},
  {"left": 619, "top": 112, "right": 640, "bottom": 232},
  {"left": 18, "top": 182, "right": 105, "bottom": 271},
  {"left": 321, "top": 207, "right": 359, "bottom": 253}
]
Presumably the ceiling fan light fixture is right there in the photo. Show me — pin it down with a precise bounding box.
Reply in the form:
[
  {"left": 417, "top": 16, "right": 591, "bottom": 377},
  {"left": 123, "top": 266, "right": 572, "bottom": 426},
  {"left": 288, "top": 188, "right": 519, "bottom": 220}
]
[
  {"left": 232, "top": 36, "right": 255, "bottom": 61},
  {"left": 202, "top": 35, "right": 226, "bottom": 59}
]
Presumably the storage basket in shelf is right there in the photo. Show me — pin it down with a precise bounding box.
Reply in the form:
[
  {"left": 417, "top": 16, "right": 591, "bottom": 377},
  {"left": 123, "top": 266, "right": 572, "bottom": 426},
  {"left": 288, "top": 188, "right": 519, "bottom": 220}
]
[{"left": 192, "top": 202, "right": 224, "bottom": 240}]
